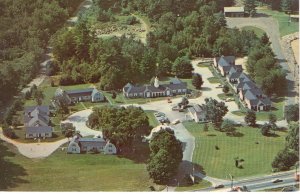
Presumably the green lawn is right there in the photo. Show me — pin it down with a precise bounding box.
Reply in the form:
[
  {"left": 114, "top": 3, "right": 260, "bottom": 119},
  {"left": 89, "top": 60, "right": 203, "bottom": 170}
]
[
  {"left": 257, "top": 9, "right": 299, "bottom": 37},
  {"left": 217, "top": 93, "right": 234, "bottom": 100},
  {"left": 183, "top": 122, "right": 287, "bottom": 179},
  {"left": 145, "top": 110, "right": 160, "bottom": 128},
  {"left": 231, "top": 97, "right": 285, "bottom": 121},
  {"left": 175, "top": 179, "right": 212, "bottom": 191},
  {"left": 242, "top": 26, "right": 266, "bottom": 37},
  {"left": 0, "top": 142, "right": 162, "bottom": 191},
  {"left": 207, "top": 77, "right": 221, "bottom": 84}
]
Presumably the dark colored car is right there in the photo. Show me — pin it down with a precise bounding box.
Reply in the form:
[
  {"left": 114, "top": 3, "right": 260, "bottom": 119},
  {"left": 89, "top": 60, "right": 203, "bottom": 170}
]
[
  {"left": 214, "top": 184, "right": 224, "bottom": 189},
  {"left": 272, "top": 179, "right": 283, "bottom": 183}
]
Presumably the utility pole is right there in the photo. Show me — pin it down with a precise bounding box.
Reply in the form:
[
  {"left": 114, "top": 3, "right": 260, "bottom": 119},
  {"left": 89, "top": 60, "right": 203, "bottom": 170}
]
[{"left": 229, "top": 174, "right": 234, "bottom": 190}]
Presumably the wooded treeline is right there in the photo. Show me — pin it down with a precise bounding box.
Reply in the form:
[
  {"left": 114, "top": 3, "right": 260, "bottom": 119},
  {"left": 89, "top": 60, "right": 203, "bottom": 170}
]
[{"left": 0, "top": 0, "right": 82, "bottom": 105}]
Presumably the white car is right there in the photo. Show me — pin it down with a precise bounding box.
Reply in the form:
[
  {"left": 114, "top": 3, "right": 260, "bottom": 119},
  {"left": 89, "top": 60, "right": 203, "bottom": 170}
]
[{"left": 171, "top": 119, "right": 180, "bottom": 125}]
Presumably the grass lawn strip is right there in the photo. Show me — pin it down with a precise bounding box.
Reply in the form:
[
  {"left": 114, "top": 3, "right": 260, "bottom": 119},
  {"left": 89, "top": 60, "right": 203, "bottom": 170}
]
[
  {"left": 183, "top": 122, "right": 287, "bottom": 179},
  {"left": 175, "top": 179, "right": 212, "bottom": 191},
  {"left": 242, "top": 26, "right": 265, "bottom": 37},
  {"left": 0, "top": 142, "right": 162, "bottom": 191}
]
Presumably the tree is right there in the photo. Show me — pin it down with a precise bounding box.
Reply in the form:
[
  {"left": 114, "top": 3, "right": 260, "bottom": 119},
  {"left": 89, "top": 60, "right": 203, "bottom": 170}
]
[
  {"left": 272, "top": 148, "right": 298, "bottom": 170},
  {"left": 112, "top": 91, "right": 117, "bottom": 99},
  {"left": 178, "top": 96, "right": 189, "bottom": 109},
  {"left": 202, "top": 98, "right": 228, "bottom": 126},
  {"left": 192, "top": 73, "right": 204, "bottom": 89},
  {"left": 244, "top": 110, "right": 256, "bottom": 126},
  {"left": 3, "top": 127, "right": 16, "bottom": 139},
  {"left": 244, "top": 0, "right": 257, "bottom": 16},
  {"left": 172, "top": 57, "right": 194, "bottom": 78},
  {"left": 260, "top": 33, "right": 270, "bottom": 45},
  {"left": 261, "top": 123, "right": 272, "bottom": 136},
  {"left": 147, "top": 130, "right": 183, "bottom": 184},
  {"left": 203, "top": 123, "right": 209, "bottom": 132},
  {"left": 268, "top": 113, "right": 277, "bottom": 130},
  {"left": 284, "top": 104, "right": 299, "bottom": 122},
  {"left": 157, "top": 58, "right": 172, "bottom": 76},
  {"left": 285, "top": 122, "right": 299, "bottom": 152},
  {"left": 33, "top": 90, "right": 45, "bottom": 105},
  {"left": 221, "top": 119, "right": 236, "bottom": 135},
  {"left": 222, "top": 85, "right": 229, "bottom": 95}
]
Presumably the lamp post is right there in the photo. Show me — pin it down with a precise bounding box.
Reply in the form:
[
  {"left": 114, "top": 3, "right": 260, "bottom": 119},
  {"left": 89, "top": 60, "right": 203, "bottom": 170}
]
[{"left": 229, "top": 174, "right": 234, "bottom": 190}]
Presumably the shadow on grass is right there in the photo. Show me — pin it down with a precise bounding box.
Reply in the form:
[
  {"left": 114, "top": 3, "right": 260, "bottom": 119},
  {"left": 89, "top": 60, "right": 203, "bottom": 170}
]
[
  {"left": 226, "top": 131, "right": 244, "bottom": 137},
  {"left": 170, "top": 160, "right": 207, "bottom": 187},
  {"left": 117, "top": 141, "right": 150, "bottom": 163},
  {"left": 0, "top": 141, "right": 28, "bottom": 190}
]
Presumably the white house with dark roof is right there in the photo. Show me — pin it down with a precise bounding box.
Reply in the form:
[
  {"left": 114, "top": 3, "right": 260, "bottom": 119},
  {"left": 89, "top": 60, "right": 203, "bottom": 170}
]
[
  {"left": 213, "top": 56, "right": 271, "bottom": 112},
  {"left": 54, "top": 87, "right": 105, "bottom": 105},
  {"left": 187, "top": 104, "right": 207, "bottom": 122},
  {"left": 123, "top": 77, "right": 188, "bottom": 98},
  {"left": 67, "top": 135, "right": 117, "bottom": 154},
  {"left": 24, "top": 106, "right": 53, "bottom": 139}
]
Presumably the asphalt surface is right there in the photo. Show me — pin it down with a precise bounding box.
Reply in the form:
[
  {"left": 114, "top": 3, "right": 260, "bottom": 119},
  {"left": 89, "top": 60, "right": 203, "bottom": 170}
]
[
  {"left": 195, "top": 170, "right": 298, "bottom": 192},
  {"left": 226, "top": 16, "right": 298, "bottom": 106}
]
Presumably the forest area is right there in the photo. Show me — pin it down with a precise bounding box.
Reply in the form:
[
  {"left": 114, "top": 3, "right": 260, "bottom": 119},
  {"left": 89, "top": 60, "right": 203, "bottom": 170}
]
[{"left": 0, "top": 0, "right": 82, "bottom": 106}]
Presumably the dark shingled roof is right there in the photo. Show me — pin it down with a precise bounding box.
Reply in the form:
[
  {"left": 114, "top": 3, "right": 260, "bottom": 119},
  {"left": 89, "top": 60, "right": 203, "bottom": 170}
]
[
  {"left": 24, "top": 106, "right": 49, "bottom": 126},
  {"left": 26, "top": 126, "right": 52, "bottom": 134},
  {"left": 66, "top": 88, "right": 94, "bottom": 97},
  {"left": 124, "top": 78, "right": 187, "bottom": 94},
  {"left": 216, "top": 56, "right": 235, "bottom": 67}
]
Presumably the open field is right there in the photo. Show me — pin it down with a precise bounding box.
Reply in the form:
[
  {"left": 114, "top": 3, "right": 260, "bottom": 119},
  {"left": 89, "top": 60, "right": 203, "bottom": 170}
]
[
  {"left": 183, "top": 122, "right": 287, "bottom": 179},
  {"left": 0, "top": 141, "right": 161, "bottom": 191},
  {"left": 242, "top": 26, "right": 265, "bottom": 37},
  {"left": 257, "top": 9, "right": 299, "bottom": 37}
]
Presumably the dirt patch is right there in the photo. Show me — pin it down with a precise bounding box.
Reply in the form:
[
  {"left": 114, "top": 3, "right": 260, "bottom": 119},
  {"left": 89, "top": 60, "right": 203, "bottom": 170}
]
[
  {"left": 291, "top": 39, "right": 299, "bottom": 65},
  {"left": 236, "top": 57, "right": 248, "bottom": 74}
]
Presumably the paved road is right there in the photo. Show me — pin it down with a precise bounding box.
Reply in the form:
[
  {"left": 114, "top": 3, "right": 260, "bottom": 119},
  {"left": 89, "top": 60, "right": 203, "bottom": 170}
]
[
  {"left": 62, "top": 109, "right": 102, "bottom": 137},
  {"left": 226, "top": 17, "right": 298, "bottom": 106},
  {"left": 195, "top": 170, "right": 298, "bottom": 192}
]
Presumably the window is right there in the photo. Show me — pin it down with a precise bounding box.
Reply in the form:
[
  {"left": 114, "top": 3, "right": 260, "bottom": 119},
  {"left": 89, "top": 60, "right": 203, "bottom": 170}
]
[
  {"left": 109, "top": 145, "right": 112, "bottom": 148},
  {"left": 108, "top": 149, "right": 112, "bottom": 152}
]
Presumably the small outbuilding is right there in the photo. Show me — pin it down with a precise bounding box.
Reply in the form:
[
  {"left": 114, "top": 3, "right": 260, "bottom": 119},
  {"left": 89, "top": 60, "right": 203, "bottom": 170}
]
[{"left": 224, "top": 7, "right": 245, "bottom": 17}]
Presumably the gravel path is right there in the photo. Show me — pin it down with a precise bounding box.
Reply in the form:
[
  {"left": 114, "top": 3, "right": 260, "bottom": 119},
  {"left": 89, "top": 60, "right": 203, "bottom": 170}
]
[{"left": 0, "top": 128, "right": 68, "bottom": 158}]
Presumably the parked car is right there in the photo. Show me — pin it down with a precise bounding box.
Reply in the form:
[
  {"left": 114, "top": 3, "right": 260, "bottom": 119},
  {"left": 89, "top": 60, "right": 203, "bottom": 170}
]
[
  {"left": 272, "top": 179, "right": 283, "bottom": 183},
  {"left": 172, "top": 105, "right": 180, "bottom": 111},
  {"left": 214, "top": 184, "right": 224, "bottom": 189},
  {"left": 216, "top": 84, "right": 223, "bottom": 88},
  {"left": 159, "top": 118, "right": 170, "bottom": 124},
  {"left": 171, "top": 119, "right": 180, "bottom": 125},
  {"left": 167, "top": 98, "right": 172, "bottom": 103},
  {"left": 154, "top": 112, "right": 165, "bottom": 117}
]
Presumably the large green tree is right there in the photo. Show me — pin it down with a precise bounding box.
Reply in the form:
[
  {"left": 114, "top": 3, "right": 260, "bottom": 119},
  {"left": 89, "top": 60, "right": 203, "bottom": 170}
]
[
  {"left": 202, "top": 98, "right": 228, "bottom": 127},
  {"left": 172, "top": 57, "right": 194, "bottom": 78},
  {"left": 147, "top": 129, "right": 182, "bottom": 184}
]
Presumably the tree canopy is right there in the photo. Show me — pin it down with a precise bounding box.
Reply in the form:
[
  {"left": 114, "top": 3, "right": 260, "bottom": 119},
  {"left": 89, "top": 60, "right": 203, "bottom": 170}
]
[
  {"left": 88, "top": 106, "right": 151, "bottom": 152},
  {"left": 147, "top": 129, "right": 182, "bottom": 184}
]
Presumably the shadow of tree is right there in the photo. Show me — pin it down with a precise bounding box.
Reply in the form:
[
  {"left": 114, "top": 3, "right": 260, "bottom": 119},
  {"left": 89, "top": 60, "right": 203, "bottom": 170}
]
[
  {"left": 0, "top": 141, "right": 28, "bottom": 190},
  {"left": 226, "top": 131, "right": 244, "bottom": 137},
  {"left": 169, "top": 160, "right": 207, "bottom": 187},
  {"left": 117, "top": 141, "right": 150, "bottom": 163}
]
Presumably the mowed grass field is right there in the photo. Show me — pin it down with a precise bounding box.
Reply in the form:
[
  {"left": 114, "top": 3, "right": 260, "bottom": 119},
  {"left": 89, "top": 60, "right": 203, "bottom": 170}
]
[
  {"left": 242, "top": 26, "right": 265, "bottom": 37},
  {"left": 0, "top": 142, "right": 160, "bottom": 191},
  {"left": 183, "top": 122, "right": 287, "bottom": 179}
]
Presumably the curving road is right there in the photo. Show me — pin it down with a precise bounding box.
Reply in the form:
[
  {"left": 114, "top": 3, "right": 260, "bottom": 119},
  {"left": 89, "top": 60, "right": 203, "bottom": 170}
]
[{"left": 226, "top": 16, "right": 298, "bottom": 106}]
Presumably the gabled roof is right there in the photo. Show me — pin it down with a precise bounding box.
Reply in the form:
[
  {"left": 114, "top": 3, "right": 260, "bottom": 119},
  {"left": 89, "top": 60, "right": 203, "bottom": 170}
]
[
  {"left": 91, "top": 88, "right": 101, "bottom": 96},
  {"left": 229, "top": 72, "right": 242, "bottom": 79},
  {"left": 188, "top": 104, "right": 206, "bottom": 117},
  {"left": 66, "top": 88, "right": 94, "bottom": 97},
  {"left": 24, "top": 106, "right": 50, "bottom": 127},
  {"left": 216, "top": 56, "right": 235, "bottom": 67},
  {"left": 244, "top": 88, "right": 263, "bottom": 100},
  {"left": 25, "top": 126, "right": 52, "bottom": 134},
  {"left": 170, "top": 77, "right": 182, "bottom": 85}
]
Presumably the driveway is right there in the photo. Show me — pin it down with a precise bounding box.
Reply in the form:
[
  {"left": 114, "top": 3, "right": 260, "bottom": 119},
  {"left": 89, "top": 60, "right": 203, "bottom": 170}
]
[
  {"left": 0, "top": 128, "right": 68, "bottom": 158},
  {"left": 62, "top": 109, "right": 102, "bottom": 137},
  {"left": 226, "top": 17, "right": 298, "bottom": 105}
]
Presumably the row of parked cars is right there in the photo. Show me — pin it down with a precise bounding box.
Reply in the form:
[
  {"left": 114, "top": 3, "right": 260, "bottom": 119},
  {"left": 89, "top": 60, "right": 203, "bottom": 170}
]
[{"left": 154, "top": 112, "right": 181, "bottom": 125}]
